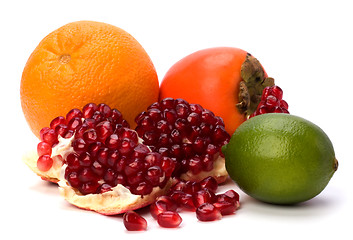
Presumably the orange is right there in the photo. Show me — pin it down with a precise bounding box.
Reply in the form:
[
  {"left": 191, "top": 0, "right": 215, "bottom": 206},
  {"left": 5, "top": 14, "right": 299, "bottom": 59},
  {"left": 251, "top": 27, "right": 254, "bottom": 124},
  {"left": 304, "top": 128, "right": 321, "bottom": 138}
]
[{"left": 21, "top": 21, "right": 159, "bottom": 138}]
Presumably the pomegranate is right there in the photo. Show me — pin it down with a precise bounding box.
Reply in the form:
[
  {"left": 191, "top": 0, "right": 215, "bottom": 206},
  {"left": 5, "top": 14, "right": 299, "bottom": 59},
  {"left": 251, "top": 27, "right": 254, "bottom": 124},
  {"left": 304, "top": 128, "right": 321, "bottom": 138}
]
[
  {"left": 24, "top": 103, "right": 175, "bottom": 215},
  {"left": 135, "top": 98, "right": 230, "bottom": 183}
]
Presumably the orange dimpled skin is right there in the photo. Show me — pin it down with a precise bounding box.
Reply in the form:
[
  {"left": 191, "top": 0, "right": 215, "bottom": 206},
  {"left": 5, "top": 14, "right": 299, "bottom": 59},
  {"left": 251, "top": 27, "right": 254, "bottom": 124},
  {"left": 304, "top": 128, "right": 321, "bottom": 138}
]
[
  {"left": 160, "top": 47, "right": 252, "bottom": 135},
  {"left": 21, "top": 21, "right": 159, "bottom": 138}
]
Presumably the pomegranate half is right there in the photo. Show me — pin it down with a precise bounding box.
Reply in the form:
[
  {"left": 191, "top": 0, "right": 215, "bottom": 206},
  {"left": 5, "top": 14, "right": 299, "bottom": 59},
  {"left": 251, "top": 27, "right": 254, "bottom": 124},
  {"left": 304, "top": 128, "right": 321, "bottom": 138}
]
[
  {"left": 135, "top": 98, "right": 231, "bottom": 183},
  {"left": 23, "top": 103, "right": 175, "bottom": 214}
]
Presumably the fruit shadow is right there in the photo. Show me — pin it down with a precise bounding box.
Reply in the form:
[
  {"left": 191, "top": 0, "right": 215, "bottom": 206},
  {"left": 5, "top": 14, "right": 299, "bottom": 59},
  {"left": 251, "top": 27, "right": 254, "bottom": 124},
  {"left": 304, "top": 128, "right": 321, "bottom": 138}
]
[
  {"left": 240, "top": 189, "right": 342, "bottom": 219},
  {"left": 29, "top": 180, "right": 60, "bottom": 196}
]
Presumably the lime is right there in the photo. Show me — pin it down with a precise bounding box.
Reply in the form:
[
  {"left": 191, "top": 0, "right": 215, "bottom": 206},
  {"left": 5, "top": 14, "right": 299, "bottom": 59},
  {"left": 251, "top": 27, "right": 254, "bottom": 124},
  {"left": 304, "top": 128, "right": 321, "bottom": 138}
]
[{"left": 223, "top": 113, "right": 338, "bottom": 205}]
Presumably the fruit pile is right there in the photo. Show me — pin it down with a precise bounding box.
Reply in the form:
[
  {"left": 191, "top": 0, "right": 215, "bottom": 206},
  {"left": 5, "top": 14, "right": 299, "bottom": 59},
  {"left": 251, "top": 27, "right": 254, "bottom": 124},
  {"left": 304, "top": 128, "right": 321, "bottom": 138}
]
[{"left": 21, "top": 21, "right": 337, "bottom": 231}]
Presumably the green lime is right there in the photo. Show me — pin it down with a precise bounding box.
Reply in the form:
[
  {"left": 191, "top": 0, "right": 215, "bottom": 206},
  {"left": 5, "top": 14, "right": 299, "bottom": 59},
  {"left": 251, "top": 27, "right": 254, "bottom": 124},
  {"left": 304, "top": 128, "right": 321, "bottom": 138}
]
[{"left": 223, "top": 113, "right": 338, "bottom": 205}]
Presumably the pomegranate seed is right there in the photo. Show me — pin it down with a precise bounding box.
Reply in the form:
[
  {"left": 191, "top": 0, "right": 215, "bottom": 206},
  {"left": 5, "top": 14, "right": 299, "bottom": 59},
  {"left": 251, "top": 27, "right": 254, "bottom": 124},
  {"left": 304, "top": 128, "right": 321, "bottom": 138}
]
[
  {"left": 123, "top": 211, "right": 147, "bottom": 231},
  {"left": 55, "top": 124, "right": 68, "bottom": 137},
  {"left": 50, "top": 116, "right": 66, "bottom": 130},
  {"left": 67, "top": 117, "right": 82, "bottom": 131},
  {"left": 83, "top": 129, "right": 98, "bottom": 144},
  {"left": 157, "top": 211, "right": 182, "bottom": 228},
  {"left": 175, "top": 103, "right": 190, "bottom": 118},
  {"left": 224, "top": 190, "right": 240, "bottom": 202},
  {"left": 79, "top": 182, "right": 100, "bottom": 195},
  {"left": 82, "top": 103, "right": 98, "bottom": 118},
  {"left": 213, "top": 201, "right": 237, "bottom": 215},
  {"left": 196, "top": 203, "right": 222, "bottom": 221},
  {"left": 78, "top": 168, "right": 97, "bottom": 183},
  {"left": 105, "top": 134, "right": 120, "bottom": 149},
  {"left": 87, "top": 142, "right": 103, "bottom": 158},
  {"left": 37, "top": 141, "right": 52, "bottom": 157},
  {"left": 72, "top": 138, "right": 88, "bottom": 154},
  {"left": 66, "top": 153, "right": 80, "bottom": 170},
  {"left": 41, "top": 128, "right": 58, "bottom": 146},
  {"left": 279, "top": 99, "right": 289, "bottom": 109},
  {"left": 184, "top": 181, "right": 201, "bottom": 194},
  {"left": 110, "top": 108, "right": 123, "bottom": 122},
  {"left": 271, "top": 85, "right": 283, "bottom": 99},
  {"left": 67, "top": 171, "right": 80, "bottom": 188},
  {"left": 91, "top": 161, "right": 105, "bottom": 177},
  {"left": 39, "top": 127, "right": 50, "bottom": 140},
  {"left": 97, "top": 147, "right": 109, "bottom": 165},
  {"left": 119, "top": 138, "right": 137, "bottom": 155},
  {"left": 145, "top": 166, "right": 163, "bottom": 185},
  {"left": 201, "top": 154, "right": 214, "bottom": 172},
  {"left": 147, "top": 108, "right": 162, "bottom": 122},
  {"left": 97, "top": 103, "right": 111, "bottom": 117},
  {"left": 189, "top": 103, "right": 203, "bottom": 114},
  {"left": 178, "top": 192, "right": 196, "bottom": 211},
  {"left": 66, "top": 108, "right": 83, "bottom": 124},
  {"left": 150, "top": 196, "right": 178, "bottom": 219},
  {"left": 96, "top": 121, "right": 113, "bottom": 142},
  {"left": 160, "top": 98, "right": 175, "bottom": 110},
  {"left": 79, "top": 152, "right": 92, "bottom": 167},
  {"left": 199, "top": 176, "right": 218, "bottom": 193},
  {"left": 193, "top": 189, "right": 216, "bottom": 207},
  {"left": 37, "top": 155, "right": 53, "bottom": 172}
]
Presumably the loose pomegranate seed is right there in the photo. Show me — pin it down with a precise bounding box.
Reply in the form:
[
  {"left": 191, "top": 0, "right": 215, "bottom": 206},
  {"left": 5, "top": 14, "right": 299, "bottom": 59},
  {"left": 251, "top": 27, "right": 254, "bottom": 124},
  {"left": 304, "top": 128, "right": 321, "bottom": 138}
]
[
  {"left": 150, "top": 196, "right": 178, "bottom": 219},
  {"left": 196, "top": 203, "right": 222, "bottom": 221},
  {"left": 37, "top": 155, "right": 53, "bottom": 172},
  {"left": 199, "top": 176, "right": 218, "bottom": 193},
  {"left": 37, "top": 141, "right": 52, "bottom": 157},
  {"left": 123, "top": 211, "right": 147, "bottom": 231},
  {"left": 213, "top": 201, "right": 237, "bottom": 215},
  {"left": 193, "top": 189, "right": 216, "bottom": 208},
  {"left": 224, "top": 190, "right": 240, "bottom": 202},
  {"left": 157, "top": 211, "right": 182, "bottom": 228}
]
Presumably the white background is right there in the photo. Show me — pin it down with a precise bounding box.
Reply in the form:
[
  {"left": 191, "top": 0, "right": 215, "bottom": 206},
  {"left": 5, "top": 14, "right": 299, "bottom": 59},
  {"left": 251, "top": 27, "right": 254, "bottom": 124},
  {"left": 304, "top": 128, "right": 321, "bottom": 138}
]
[{"left": 1, "top": 0, "right": 352, "bottom": 239}]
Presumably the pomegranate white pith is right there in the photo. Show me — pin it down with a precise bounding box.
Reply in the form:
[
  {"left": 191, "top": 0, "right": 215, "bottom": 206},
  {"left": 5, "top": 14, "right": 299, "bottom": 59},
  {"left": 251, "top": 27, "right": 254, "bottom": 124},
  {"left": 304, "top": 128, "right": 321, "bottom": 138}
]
[
  {"left": 23, "top": 135, "right": 74, "bottom": 182},
  {"left": 59, "top": 173, "right": 172, "bottom": 215}
]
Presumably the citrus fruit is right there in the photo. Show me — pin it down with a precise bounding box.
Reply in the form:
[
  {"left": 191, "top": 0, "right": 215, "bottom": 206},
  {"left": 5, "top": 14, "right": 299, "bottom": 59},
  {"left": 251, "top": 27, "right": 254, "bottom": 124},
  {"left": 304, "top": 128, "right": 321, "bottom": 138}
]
[
  {"left": 223, "top": 113, "right": 338, "bottom": 205},
  {"left": 20, "top": 21, "right": 159, "bottom": 138},
  {"left": 159, "top": 47, "right": 277, "bottom": 135}
]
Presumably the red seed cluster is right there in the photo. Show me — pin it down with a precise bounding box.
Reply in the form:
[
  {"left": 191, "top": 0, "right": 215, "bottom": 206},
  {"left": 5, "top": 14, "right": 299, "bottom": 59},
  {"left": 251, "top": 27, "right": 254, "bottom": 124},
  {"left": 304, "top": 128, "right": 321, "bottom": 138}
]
[
  {"left": 36, "top": 103, "right": 129, "bottom": 172},
  {"left": 135, "top": 98, "right": 230, "bottom": 177},
  {"left": 249, "top": 85, "right": 289, "bottom": 118}
]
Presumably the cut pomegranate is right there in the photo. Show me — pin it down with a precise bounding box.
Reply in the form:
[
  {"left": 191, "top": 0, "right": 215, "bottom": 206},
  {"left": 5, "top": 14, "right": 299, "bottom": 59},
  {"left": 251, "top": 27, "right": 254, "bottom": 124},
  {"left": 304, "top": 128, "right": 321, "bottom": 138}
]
[
  {"left": 249, "top": 85, "right": 289, "bottom": 118},
  {"left": 135, "top": 98, "right": 230, "bottom": 183},
  {"left": 196, "top": 203, "right": 222, "bottom": 221},
  {"left": 24, "top": 103, "right": 176, "bottom": 215},
  {"left": 123, "top": 211, "right": 147, "bottom": 231},
  {"left": 157, "top": 211, "right": 182, "bottom": 228}
]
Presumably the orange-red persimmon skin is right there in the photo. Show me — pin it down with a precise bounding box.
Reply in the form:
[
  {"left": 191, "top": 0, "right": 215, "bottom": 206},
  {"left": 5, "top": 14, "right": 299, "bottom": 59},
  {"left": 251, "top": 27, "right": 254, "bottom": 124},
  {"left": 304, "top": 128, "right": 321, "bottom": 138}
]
[{"left": 160, "top": 47, "right": 250, "bottom": 135}]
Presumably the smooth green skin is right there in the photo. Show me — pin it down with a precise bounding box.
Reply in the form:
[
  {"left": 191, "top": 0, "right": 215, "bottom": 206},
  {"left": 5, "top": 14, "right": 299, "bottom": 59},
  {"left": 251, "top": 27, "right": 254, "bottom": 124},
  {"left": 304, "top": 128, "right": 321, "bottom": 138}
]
[{"left": 223, "top": 113, "right": 337, "bottom": 205}]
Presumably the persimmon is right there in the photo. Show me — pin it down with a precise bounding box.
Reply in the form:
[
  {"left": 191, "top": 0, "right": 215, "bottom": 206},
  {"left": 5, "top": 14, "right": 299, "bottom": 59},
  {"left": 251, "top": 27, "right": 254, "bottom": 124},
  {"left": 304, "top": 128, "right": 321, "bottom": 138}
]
[{"left": 159, "top": 47, "right": 274, "bottom": 135}]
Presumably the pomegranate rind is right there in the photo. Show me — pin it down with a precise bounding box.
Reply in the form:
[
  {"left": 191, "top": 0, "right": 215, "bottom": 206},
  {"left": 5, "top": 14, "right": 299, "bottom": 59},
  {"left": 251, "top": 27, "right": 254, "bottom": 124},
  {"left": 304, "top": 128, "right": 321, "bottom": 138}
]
[
  {"left": 180, "top": 154, "right": 228, "bottom": 184},
  {"left": 58, "top": 177, "right": 173, "bottom": 215},
  {"left": 22, "top": 150, "right": 61, "bottom": 183}
]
